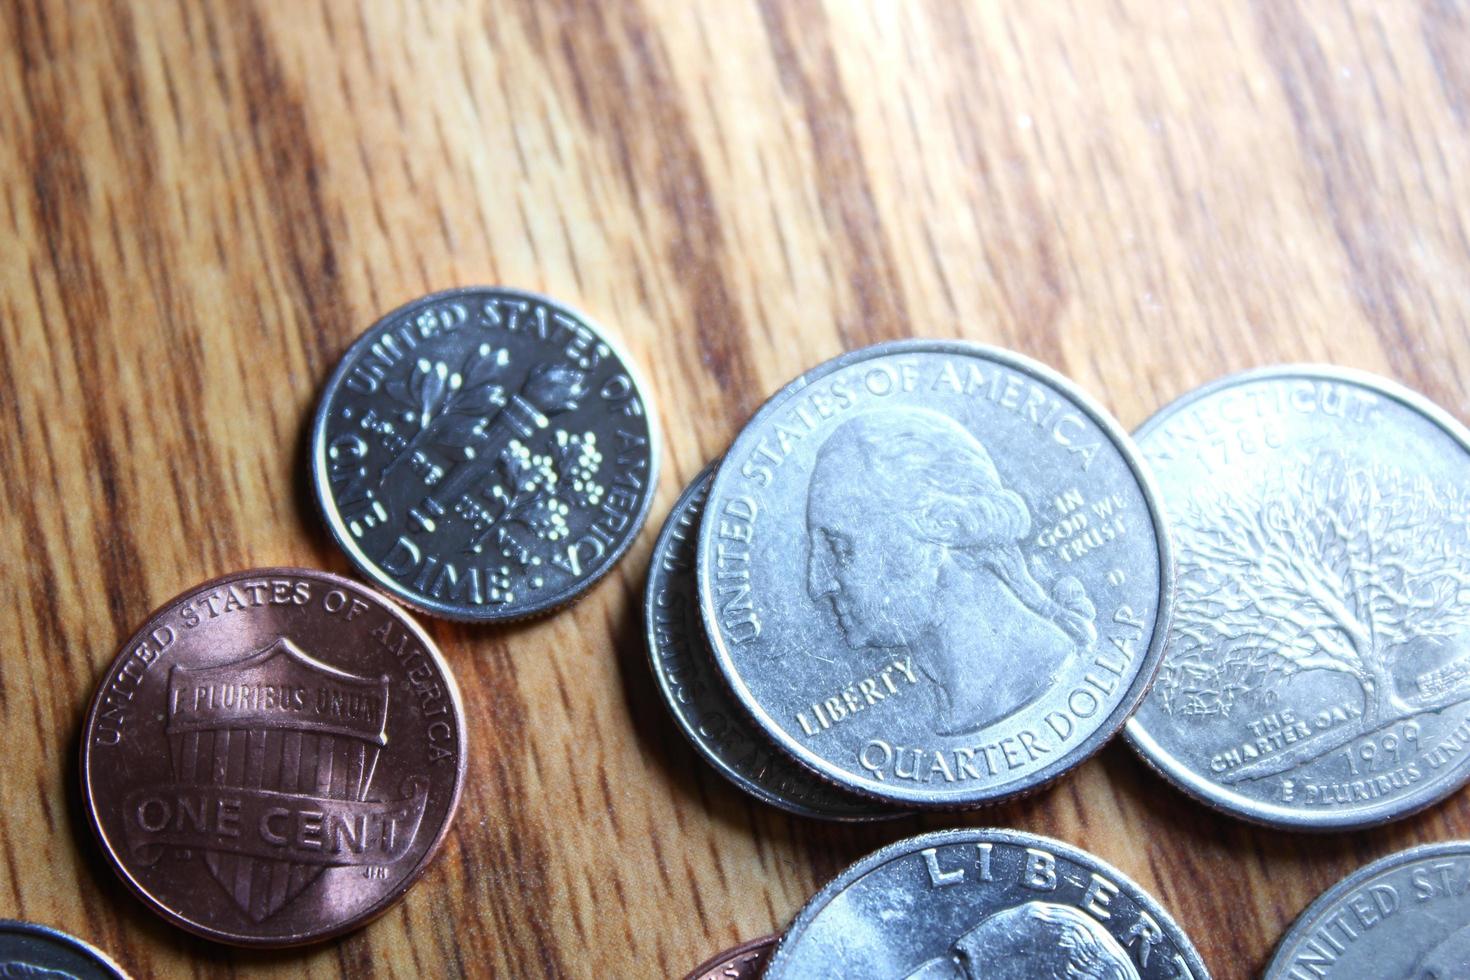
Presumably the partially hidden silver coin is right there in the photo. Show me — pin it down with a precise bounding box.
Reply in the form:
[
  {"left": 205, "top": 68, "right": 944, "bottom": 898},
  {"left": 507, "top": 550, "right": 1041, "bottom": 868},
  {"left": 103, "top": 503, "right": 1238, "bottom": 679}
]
[
  {"left": 644, "top": 464, "right": 900, "bottom": 821},
  {"left": 313, "top": 288, "right": 659, "bottom": 621},
  {"left": 696, "top": 340, "right": 1172, "bottom": 807},
  {"left": 763, "top": 828, "right": 1210, "bottom": 979},
  {"left": 1264, "top": 840, "right": 1470, "bottom": 978},
  {"left": 0, "top": 920, "right": 128, "bottom": 979},
  {"left": 1126, "top": 366, "right": 1470, "bottom": 829}
]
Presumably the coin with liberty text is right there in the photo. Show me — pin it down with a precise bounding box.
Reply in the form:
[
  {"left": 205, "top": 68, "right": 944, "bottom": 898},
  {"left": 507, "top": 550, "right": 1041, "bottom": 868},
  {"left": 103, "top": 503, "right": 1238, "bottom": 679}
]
[
  {"left": 763, "top": 828, "right": 1210, "bottom": 979},
  {"left": 697, "top": 340, "right": 1172, "bottom": 807},
  {"left": 645, "top": 465, "right": 897, "bottom": 820}
]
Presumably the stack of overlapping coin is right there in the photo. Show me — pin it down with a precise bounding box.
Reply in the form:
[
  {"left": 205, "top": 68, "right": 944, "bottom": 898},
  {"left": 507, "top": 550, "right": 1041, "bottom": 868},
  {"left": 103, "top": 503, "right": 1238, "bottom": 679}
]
[
  {"left": 645, "top": 339, "right": 1174, "bottom": 814},
  {"left": 79, "top": 288, "right": 662, "bottom": 952},
  {"left": 658, "top": 350, "right": 1470, "bottom": 975},
  {"left": 75, "top": 291, "right": 1470, "bottom": 971}
]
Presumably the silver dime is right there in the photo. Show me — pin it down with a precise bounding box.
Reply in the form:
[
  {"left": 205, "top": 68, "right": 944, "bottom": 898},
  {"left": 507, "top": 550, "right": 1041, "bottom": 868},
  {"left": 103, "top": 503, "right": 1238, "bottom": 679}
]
[
  {"left": 312, "top": 287, "right": 659, "bottom": 621},
  {"left": 644, "top": 464, "right": 899, "bottom": 821},
  {"left": 696, "top": 340, "right": 1171, "bottom": 807},
  {"left": 1264, "top": 840, "right": 1470, "bottom": 978},
  {"left": 0, "top": 920, "right": 128, "bottom": 979},
  {"left": 764, "top": 828, "right": 1210, "bottom": 979},
  {"left": 1126, "top": 366, "right": 1470, "bottom": 829}
]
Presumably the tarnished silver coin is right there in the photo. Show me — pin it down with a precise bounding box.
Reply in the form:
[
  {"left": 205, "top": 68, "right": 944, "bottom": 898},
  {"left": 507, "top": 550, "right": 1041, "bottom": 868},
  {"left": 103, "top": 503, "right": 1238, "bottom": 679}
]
[
  {"left": 1126, "top": 366, "right": 1470, "bottom": 829},
  {"left": 313, "top": 287, "right": 659, "bottom": 621},
  {"left": 696, "top": 340, "right": 1171, "bottom": 807},
  {"left": 645, "top": 464, "right": 898, "bottom": 821},
  {"left": 764, "top": 828, "right": 1210, "bottom": 979},
  {"left": 0, "top": 920, "right": 128, "bottom": 979},
  {"left": 1264, "top": 840, "right": 1470, "bottom": 978}
]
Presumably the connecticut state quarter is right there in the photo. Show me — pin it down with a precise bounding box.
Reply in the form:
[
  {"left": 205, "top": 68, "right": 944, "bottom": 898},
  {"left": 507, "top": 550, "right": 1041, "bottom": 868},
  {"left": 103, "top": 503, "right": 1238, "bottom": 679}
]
[
  {"left": 81, "top": 569, "right": 467, "bottom": 946},
  {"left": 763, "top": 828, "right": 1210, "bottom": 979},
  {"left": 697, "top": 340, "right": 1171, "bottom": 806},
  {"left": 646, "top": 465, "right": 895, "bottom": 820},
  {"left": 313, "top": 287, "right": 659, "bottom": 621},
  {"left": 1127, "top": 367, "right": 1470, "bottom": 829},
  {"left": 1264, "top": 841, "right": 1470, "bottom": 978}
]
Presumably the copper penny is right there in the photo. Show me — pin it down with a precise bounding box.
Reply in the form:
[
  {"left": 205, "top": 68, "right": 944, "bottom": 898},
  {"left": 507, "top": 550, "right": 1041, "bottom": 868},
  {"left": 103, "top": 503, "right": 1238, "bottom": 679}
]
[
  {"left": 80, "top": 568, "right": 467, "bottom": 946},
  {"left": 682, "top": 934, "right": 777, "bottom": 980}
]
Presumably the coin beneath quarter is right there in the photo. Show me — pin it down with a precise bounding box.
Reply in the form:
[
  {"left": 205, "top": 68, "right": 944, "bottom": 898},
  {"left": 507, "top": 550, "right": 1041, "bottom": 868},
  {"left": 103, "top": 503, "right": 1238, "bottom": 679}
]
[
  {"left": 1264, "top": 840, "right": 1470, "bottom": 978},
  {"left": 682, "top": 934, "right": 777, "bottom": 980},
  {"left": 0, "top": 920, "right": 128, "bottom": 979},
  {"left": 80, "top": 569, "right": 467, "bottom": 946},
  {"left": 764, "top": 828, "right": 1210, "bottom": 979},
  {"left": 1126, "top": 366, "right": 1470, "bottom": 829},
  {"left": 313, "top": 287, "right": 660, "bottom": 621},
  {"left": 645, "top": 465, "right": 897, "bottom": 820},
  {"left": 697, "top": 340, "right": 1171, "bottom": 807}
]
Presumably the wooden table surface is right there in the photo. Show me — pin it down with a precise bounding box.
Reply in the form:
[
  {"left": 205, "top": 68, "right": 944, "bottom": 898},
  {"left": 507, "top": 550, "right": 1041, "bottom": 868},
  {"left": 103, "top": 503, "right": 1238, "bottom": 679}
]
[{"left": 4, "top": 2, "right": 1470, "bottom": 977}]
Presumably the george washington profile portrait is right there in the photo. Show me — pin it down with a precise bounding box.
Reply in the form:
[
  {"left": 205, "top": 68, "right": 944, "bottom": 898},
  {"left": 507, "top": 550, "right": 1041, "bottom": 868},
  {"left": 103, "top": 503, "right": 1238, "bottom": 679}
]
[
  {"left": 806, "top": 408, "right": 1096, "bottom": 735},
  {"left": 900, "top": 900, "right": 1139, "bottom": 980}
]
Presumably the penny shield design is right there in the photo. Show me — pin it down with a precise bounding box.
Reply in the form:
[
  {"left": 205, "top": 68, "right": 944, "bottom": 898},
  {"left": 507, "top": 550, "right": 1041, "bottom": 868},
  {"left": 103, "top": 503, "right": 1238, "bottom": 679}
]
[
  {"left": 83, "top": 569, "right": 466, "bottom": 946},
  {"left": 131, "top": 638, "right": 420, "bottom": 923}
]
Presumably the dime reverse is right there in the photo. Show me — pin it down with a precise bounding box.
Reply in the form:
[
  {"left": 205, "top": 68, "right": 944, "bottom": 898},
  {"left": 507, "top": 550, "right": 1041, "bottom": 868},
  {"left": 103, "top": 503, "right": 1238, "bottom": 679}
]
[
  {"left": 645, "top": 465, "right": 898, "bottom": 820},
  {"left": 313, "top": 287, "right": 660, "bottom": 621},
  {"left": 697, "top": 340, "right": 1172, "bottom": 807},
  {"left": 80, "top": 569, "right": 467, "bottom": 946},
  {"left": 1264, "top": 840, "right": 1470, "bottom": 978},
  {"left": 0, "top": 920, "right": 128, "bottom": 980},
  {"left": 1127, "top": 366, "right": 1470, "bottom": 829},
  {"left": 763, "top": 828, "right": 1210, "bottom": 979}
]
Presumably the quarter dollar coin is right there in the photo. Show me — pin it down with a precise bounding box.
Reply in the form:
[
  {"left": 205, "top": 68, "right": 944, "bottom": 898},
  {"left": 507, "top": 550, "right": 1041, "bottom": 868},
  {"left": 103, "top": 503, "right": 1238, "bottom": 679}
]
[
  {"left": 1264, "top": 840, "right": 1470, "bottom": 978},
  {"left": 645, "top": 465, "right": 898, "bottom": 820},
  {"left": 313, "top": 287, "right": 659, "bottom": 621},
  {"left": 81, "top": 569, "right": 467, "bottom": 946},
  {"left": 697, "top": 340, "right": 1172, "bottom": 806},
  {"left": 763, "top": 828, "right": 1210, "bottom": 979},
  {"left": 1127, "top": 366, "right": 1470, "bottom": 829}
]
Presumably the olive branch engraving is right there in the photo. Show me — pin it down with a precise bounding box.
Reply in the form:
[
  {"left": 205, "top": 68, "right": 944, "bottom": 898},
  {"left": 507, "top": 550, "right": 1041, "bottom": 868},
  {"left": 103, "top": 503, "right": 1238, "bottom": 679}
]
[
  {"left": 370, "top": 343, "right": 608, "bottom": 593},
  {"left": 1156, "top": 451, "right": 1470, "bottom": 730},
  {"left": 377, "top": 343, "right": 511, "bottom": 483}
]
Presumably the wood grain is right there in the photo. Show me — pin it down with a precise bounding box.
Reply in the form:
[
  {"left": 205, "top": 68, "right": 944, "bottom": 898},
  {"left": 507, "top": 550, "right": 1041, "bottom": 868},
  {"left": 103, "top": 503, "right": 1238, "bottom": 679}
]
[{"left": 3, "top": 1, "right": 1470, "bottom": 976}]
